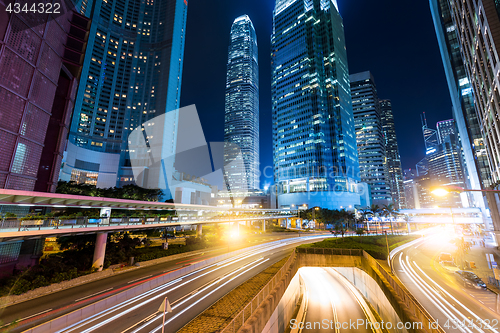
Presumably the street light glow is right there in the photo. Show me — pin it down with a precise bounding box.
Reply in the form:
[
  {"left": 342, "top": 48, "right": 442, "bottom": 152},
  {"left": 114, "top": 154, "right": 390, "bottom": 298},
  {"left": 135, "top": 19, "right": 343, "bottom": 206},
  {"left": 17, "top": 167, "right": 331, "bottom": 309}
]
[{"left": 431, "top": 188, "right": 449, "bottom": 197}]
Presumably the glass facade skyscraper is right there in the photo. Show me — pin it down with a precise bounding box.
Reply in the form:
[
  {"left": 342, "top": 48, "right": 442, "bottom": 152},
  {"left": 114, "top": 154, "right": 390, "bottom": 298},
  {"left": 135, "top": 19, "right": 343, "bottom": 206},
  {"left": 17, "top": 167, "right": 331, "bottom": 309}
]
[
  {"left": 271, "top": 0, "right": 362, "bottom": 210},
  {"left": 380, "top": 100, "right": 406, "bottom": 209},
  {"left": 224, "top": 15, "right": 260, "bottom": 192},
  {"left": 430, "top": 0, "right": 491, "bottom": 211},
  {"left": 60, "top": 0, "right": 188, "bottom": 190},
  {"left": 350, "top": 72, "right": 391, "bottom": 206}
]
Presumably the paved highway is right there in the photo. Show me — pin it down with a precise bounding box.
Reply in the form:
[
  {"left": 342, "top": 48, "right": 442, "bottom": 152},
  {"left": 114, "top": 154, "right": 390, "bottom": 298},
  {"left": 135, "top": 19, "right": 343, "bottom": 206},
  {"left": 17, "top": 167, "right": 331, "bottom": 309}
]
[
  {"left": 1, "top": 234, "right": 331, "bottom": 333},
  {"left": 393, "top": 229, "right": 500, "bottom": 333},
  {"left": 297, "top": 267, "right": 377, "bottom": 333}
]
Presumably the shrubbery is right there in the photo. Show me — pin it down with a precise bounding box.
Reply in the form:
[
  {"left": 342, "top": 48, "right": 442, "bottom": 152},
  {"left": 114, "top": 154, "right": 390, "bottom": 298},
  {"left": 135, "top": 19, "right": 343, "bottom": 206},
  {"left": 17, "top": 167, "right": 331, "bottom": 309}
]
[
  {"left": 0, "top": 232, "right": 222, "bottom": 297},
  {"left": 298, "top": 235, "right": 419, "bottom": 260}
]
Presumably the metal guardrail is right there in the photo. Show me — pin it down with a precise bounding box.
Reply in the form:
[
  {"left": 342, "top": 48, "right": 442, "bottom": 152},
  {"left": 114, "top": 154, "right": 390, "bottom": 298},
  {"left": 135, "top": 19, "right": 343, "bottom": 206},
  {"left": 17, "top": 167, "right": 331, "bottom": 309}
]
[
  {"left": 222, "top": 248, "right": 443, "bottom": 333},
  {"left": 296, "top": 247, "right": 363, "bottom": 256},
  {"left": 221, "top": 247, "right": 363, "bottom": 333},
  {"left": 0, "top": 215, "right": 293, "bottom": 233},
  {"left": 363, "top": 252, "right": 444, "bottom": 333}
]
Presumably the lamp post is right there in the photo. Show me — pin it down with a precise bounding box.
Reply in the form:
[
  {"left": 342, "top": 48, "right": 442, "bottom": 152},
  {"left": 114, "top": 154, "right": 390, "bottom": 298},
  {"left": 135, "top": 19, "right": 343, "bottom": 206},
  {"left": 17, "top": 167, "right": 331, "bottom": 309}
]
[{"left": 312, "top": 206, "right": 320, "bottom": 230}]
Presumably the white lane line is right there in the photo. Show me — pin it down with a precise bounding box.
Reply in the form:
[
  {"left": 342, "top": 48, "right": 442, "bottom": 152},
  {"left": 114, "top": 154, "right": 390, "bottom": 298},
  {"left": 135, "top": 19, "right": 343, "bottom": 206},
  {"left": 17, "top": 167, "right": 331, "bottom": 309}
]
[
  {"left": 128, "top": 275, "right": 152, "bottom": 284},
  {"left": 80, "top": 258, "right": 266, "bottom": 333},
  {"left": 57, "top": 236, "right": 330, "bottom": 333},
  {"left": 119, "top": 313, "right": 157, "bottom": 333},
  {"left": 399, "top": 253, "right": 471, "bottom": 333},
  {"left": 75, "top": 288, "right": 114, "bottom": 302},
  {"left": 149, "top": 258, "right": 270, "bottom": 333},
  {"left": 413, "top": 262, "right": 499, "bottom": 333},
  {"left": 479, "top": 300, "right": 484, "bottom": 304},
  {"left": 18, "top": 308, "right": 53, "bottom": 322}
]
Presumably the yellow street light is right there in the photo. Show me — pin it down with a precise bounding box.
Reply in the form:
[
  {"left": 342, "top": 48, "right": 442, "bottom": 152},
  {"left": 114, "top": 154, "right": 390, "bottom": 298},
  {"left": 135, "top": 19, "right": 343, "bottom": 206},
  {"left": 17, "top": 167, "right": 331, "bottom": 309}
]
[{"left": 431, "top": 188, "right": 450, "bottom": 197}]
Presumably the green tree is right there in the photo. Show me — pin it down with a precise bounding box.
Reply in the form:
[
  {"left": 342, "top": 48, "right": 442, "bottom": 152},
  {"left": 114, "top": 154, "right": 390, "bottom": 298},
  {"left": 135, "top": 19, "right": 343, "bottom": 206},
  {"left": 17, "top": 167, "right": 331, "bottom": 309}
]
[{"left": 382, "top": 203, "right": 398, "bottom": 235}]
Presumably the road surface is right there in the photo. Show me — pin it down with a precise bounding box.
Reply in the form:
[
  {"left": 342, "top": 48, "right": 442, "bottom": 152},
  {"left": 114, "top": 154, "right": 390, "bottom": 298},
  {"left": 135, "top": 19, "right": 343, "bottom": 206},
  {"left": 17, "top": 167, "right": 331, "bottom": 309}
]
[
  {"left": 2, "top": 233, "right": 331, "bottom": 332},
  {"left": 297, "top": 267, "right": 376, "bottom": 333},
  {"left": 393, "top": 229, "right": 500, "bottom": 333}
]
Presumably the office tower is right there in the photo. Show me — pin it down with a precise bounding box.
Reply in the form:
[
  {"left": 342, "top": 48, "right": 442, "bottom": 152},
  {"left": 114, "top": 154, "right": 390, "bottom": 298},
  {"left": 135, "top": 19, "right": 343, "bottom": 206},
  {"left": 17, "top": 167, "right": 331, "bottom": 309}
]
[
  {"left": 430, "top": 0, "right": 491, "bottom": 212},
  {"left": 223, "top": 15, "right": 260, "bottom": 192},
  {"left": 350, "top": 72, "right": 391, "bottom": 206},
  {"left": 60, "top": 0, "right": 188, "bottom": 191},
  {"left": 430, "top": 0, "right": 500, "bottom": 185},
  {"left": 380, "top": 100, "right": 406, "bottom": 209},
  {"left": 428, "top": 119, "right": 465, "bottom": 207},
  {"left": 0, "top": 6, "right": 89, "bottom": 193},
  {"left": 271, "top": 0, "right": 362, "bottom": 210}
]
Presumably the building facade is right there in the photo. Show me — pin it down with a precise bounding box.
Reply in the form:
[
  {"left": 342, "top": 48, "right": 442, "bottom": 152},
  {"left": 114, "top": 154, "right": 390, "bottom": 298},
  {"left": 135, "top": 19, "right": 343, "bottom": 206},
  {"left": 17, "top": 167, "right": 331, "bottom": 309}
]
[
  {"left": 430, "top": 0, "right": 492, "bottom": 212},
  {"left": 60, "top": 0, "right": 188, "bottom": 192},
  {"left": 224, "top": 15, "right": 260, "bottom": 192},
  {"left": 380, "top": 100, "right": 406, "bottom": 209},
  {"left": 0, "top": 6, "right": 90, "bottom": 275},
  {"left": 0, "top": 6, "right": 89, "bottom": 193},
  {"left": 350, "top": 72, "right": 391, "bottom": 206},
  {"left": 431, "top": 0, "right": 500, "bottom": 184},
  {"left": 428, "top": 119, "right": 465, "bottom": 207},
  {"left": 271, "top": 0, "right": 363, "bottom": 210}
]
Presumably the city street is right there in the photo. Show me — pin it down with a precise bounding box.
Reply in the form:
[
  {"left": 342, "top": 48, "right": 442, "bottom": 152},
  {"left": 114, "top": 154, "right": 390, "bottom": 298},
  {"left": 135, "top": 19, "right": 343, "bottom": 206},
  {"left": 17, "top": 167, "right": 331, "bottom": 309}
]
[
  {"left": 394, "top": 228, "right": 500, "bottom": 333},
  {"left": 1, "top": 234, "right": 331, "bottom": 332},
  {"left": 298, "top": 267, "right": 376, "bottom": 333}
]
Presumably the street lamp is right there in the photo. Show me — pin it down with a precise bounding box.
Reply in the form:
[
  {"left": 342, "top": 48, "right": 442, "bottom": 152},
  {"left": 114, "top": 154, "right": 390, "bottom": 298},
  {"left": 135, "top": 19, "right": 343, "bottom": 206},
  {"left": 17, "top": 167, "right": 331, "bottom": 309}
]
[{"left": 312, "top": 206, "right": 320, "bottom": 229}]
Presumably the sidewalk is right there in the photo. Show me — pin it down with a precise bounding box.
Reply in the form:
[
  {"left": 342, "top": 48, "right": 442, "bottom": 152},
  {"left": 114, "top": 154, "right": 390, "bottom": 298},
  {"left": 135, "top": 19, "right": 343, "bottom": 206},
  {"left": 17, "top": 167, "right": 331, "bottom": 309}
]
[{"left": 462, "top": 235, "right": 500, "bottom": 293}]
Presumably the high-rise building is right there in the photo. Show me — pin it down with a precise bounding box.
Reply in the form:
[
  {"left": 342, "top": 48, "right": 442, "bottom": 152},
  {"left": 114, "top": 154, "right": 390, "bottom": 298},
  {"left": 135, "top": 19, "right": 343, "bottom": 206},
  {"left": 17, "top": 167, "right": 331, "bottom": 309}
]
[
  {"left": 380, "top": 100, "right": 406, "bottom": 209},
  {"left": 60, "top": 0, "right": 188, "bottom": 192},
  {"left": 0, "top": 5, "right": 89, "bottom": 193},
  {"left": 430, "top": 0, "right": 500, "bottom": 185},
  {"left": 0, "top": 7, "right": 90, "bottom": 275},
  {"left": 430, "top": 0, "right": 492, "bottom": 212},
  {"left": 271, "top": 0, "right": 363, "bottom": 210},
  {"left": 224, "top": 15, "right": 259, "bottom": 192},
  {"left": 428, "top": 119, "right": 465, "bottom": 207},
  {"left": 350, "top": 72, "right": 391, "bottom": 206}
]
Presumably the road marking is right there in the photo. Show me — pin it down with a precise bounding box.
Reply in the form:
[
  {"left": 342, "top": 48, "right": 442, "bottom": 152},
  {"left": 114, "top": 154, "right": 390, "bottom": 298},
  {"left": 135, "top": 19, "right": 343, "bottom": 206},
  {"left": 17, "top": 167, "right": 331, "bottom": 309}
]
[
  {"left": 120, "top": 313, "right": 157, "bottom": 333},
  {"left": 18, "top": 309, "right": 53, "bottom": 322},
  {"left": 479, "top": 300, "right": 484, "bottom": 304},
  {"left": 128, "top": 275, "right": 152, "bottom": 284},
  {"left": 74, "top": 288, "right": 113, "bottom": 302}
]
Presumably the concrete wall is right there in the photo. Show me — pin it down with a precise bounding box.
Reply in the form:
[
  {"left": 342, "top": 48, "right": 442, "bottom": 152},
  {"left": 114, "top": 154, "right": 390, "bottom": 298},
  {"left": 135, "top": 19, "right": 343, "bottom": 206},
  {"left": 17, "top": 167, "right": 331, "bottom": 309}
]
[
  {"left": 238, "top": 252, "right": 443, "bottom": 333},
  {"left": 261, "top": 271, "right": 301, "bottom": 333},
  {"left": 19, "top": 238, "right": 298, "bottom": 332},
  {"left": 335, "top": 267, "right": 405, "bottom": 333}
]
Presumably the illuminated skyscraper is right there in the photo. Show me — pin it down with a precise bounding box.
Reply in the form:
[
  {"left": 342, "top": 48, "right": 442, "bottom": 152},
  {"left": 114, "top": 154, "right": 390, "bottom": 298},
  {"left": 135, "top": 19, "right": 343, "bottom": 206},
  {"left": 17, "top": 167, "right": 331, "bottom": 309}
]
[
  {"left": 224, "top": 15, "right": 260, "bottom": 191},
  {"left": 430, "top": 0, "right": 491, "bottom": 212},
  {"left": 271, "top": 0, "right": 363, "bottom": 210},
  {"left": 380, "top": 100, "right": 406, "bottom": 209},
  {"left": 60, "top": 0, "right": 188, "bottom": 190},
  {"left": 350, "top": 72, "right": 391, "bottom": 206}
]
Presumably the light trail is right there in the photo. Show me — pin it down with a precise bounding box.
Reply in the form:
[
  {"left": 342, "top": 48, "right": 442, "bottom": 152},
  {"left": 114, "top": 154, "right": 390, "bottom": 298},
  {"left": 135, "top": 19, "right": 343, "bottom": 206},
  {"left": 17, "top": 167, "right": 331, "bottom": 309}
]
[{"left": 50, "top": 235, "right": 331, "bottom": 333}]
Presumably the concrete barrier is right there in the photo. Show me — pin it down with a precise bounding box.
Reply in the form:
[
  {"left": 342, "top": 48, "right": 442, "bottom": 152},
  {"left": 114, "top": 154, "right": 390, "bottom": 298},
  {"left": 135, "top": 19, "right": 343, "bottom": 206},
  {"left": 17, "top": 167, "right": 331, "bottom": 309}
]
[
  {"left": 0, "top": 247, "right": 218, "bottom": 308},
  {"left": 235, "top": 250, "right": 444, "bottom": 333},
  {"left": 23, "top": 239, "right": 295, "bottom": 333}
]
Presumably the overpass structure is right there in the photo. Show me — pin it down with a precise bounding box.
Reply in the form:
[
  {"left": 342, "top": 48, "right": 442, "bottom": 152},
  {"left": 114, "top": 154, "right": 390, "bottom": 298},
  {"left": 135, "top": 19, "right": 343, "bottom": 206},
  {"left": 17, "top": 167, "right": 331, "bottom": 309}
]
[
  {"left": 400, "top": 207, "right": 484, "bottom": 224},
  {"left": 0, "top": 189, "right": 296, "bottom": 274}
]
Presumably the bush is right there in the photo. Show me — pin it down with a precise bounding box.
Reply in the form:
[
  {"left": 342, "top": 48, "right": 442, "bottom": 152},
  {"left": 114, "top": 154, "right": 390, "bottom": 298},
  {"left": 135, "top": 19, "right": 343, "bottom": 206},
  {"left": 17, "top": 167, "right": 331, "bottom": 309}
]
[{"left": 298, "top": 235, "right": 419, "bottom": 260}]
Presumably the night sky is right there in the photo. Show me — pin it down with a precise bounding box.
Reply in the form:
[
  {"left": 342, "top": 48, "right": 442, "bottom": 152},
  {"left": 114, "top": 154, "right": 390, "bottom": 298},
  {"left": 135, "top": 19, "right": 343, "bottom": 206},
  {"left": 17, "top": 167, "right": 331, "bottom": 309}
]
[{"left": 179, "top": 0, "right": 452, "bottom": 187}]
